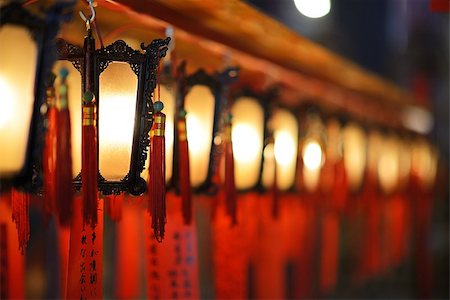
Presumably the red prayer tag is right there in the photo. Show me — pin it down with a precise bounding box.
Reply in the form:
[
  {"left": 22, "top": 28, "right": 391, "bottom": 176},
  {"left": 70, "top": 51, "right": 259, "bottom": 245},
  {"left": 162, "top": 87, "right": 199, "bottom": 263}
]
[{"left": 144, "top": 192, "right": 199, "bottom": 299}]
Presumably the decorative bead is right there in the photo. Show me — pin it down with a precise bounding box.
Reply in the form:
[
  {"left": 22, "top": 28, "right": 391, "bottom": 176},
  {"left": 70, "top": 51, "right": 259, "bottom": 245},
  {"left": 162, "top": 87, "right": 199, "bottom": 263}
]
[
  {"left": 59, "top": 67, "right": 69, "bottom": 79},
  {"left": 83, "top": 91, "right": 94, "bottom": 104},
  {"left": 154, "top": 101, "right": 164, "bottom": 112},
  {"left": 178, "top": 109, "right": 187, "bottom": 118}
]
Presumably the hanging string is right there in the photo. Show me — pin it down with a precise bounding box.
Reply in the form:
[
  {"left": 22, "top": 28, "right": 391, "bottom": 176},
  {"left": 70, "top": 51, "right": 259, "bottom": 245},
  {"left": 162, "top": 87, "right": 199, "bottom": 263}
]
[
  {"left": 157, "top": 53, "right": 161, "bottom": 102},
  {"left": 175, "top": 63, "right": 193, "bottom": 225},
  {"left": 92, "top": 19, "right": 104, "bottom": 49}
]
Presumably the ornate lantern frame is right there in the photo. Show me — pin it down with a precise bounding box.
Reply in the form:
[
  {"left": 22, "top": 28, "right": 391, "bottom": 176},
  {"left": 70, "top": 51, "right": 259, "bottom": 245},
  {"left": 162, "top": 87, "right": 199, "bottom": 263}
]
[
  {"left": 56, "top": 29, "right": 170, "bottom": 195},
  {"left": 228, "top": 87, "right": 276, "bottom": 192},
  {"left": 175, "top": 64, "right": 237, "bottom": 194}
]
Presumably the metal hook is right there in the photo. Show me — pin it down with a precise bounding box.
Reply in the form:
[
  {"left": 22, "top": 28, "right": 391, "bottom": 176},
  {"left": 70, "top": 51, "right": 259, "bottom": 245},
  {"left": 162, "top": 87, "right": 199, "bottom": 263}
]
[{"left": 79, "top": 0, "right": 96, "bottom": 24}]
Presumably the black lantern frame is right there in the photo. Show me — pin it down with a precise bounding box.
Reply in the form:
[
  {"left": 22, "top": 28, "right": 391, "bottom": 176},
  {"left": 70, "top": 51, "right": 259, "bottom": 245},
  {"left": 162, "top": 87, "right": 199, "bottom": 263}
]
[
  {"left": 0, "top": 2, "right": 73, "bottom": 192},
  {"left": 56, "top": 29, "right": 170, "bottom": 195},
  {"left": 228, "top": 86, "right": 278, "bottom": 193},
  {"left": 175, "top": 64, "right": 238, "bottom": 194}
]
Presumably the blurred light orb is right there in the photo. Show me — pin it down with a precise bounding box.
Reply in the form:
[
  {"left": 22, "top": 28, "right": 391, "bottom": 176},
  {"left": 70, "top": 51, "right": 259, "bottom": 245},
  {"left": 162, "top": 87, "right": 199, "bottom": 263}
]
[
  {"left": 294, "top": 0, "right": 331, "bottom": 18},
  {"left": 274, "top": 131, "right": 296, "bottom": 166},
  {"left": 302, "top": 140, "right": 323, "bottom": 170},
  {"left": 232, "top": 123, "right": 261, "bottom": 162}
]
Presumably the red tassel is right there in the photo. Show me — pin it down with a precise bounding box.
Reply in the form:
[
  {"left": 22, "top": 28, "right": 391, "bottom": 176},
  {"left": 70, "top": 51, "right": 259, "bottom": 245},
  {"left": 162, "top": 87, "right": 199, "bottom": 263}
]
[
  {"left": 105, "top": 194, "right": 123, "bottom": 222},
  {"left": 43, "top": 79, "right": 57, "bottom": 217},
  {"left": 55, "top": 69, "right": 73, "bottom": 226},
  {"left": 223, "top": 119, "right": 237, "bottom": 225},
  {"left": 1, "top": 193, "right": 26, "bottom": 299},
  {"left": 82, "top": 91, "right": 98, "bottom": 227},
  {"left": 10, "top": 189, "right": 29, "bottom": 253},
  {"left": 177, "top": 113, "right": 192, "bottom": 225},
  {"left": 148, "top": 109, "right": 166, "bottom": 242}
]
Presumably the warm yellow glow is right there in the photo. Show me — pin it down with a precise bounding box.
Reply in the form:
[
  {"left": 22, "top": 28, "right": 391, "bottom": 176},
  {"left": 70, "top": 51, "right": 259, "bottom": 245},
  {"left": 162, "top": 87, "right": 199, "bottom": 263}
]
[
  {"left": 0, "top": 78, "right": 14, "bottom": 128},
  {"left": 275, "top": 132, "right": 296, "bottom": 166},
  {"left": 161, "top": 85, "right": 175, "bottom": 182},
  {"left": 303, "top": 166, "right": 321, "bottom": 192},
  {"left": 0, "top": 25, "right": 37, "bottom": 176},
  {"left": 53, "top": 61, "right": 82, "bottom": 177},
  {"left": 302, "top": 140, "right": 323, "bottom": 171},
  {"left": 301, "top": 139, "right": 323, "bottom": 192},
  {"left": 294, "top": 0, "right": 331, "bottom": 18},
  {"left": 377, "top": 135, "right": 399, "bottom": 195},
  {"left": 412, "top": 139, "right": 438, "bottom": 190},
  {"left": 231, "top": 97, "right": 264, "bottom": 190},
  {"left": 185, "top": 85, "right": 215, "bottom": 187},
  {"left": 268, "top": 109, "right": 299, "bottom": 190},
  {"left": 99, "top": 63, "right": 137, "bottom": 180},
  {"left": 343, "top": 123, "right": 367, "bottom": 192},
  {"left": 233, "top": 124, "right": 260, "bottom": 161}
]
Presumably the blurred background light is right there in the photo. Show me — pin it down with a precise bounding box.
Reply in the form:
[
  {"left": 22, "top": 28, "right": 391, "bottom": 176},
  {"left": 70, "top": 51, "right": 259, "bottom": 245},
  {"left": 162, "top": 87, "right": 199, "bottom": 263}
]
[{"left": 293, "top": 0, "right": 331, "bottom": 18}]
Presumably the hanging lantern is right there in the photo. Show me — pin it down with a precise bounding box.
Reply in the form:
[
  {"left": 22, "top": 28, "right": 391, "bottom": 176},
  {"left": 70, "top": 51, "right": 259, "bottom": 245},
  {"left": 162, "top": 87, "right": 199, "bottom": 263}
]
[
  {"left": 262, "top": 108, "right": 299, "bottom": 191},
  {"left": 0, "top": 2, "right": 70, "bottom": 191},
  {"left": 182, "top": 70, "right": 219, "bottom": 189},
  {"left": 178, "top": 67, "right": 236, "bottom": 191},
  {"left": 342, "top": 122, "right": 367, "bottom": 193},
  {"left": 377, "top": 133, "right": 400, "bottom": 195},
  {"left": 298, "top": 109, "right": 326, "bottom": 193},
  {"left": 411, "top": 138, "right": 438, "bottom": 191},
  {"left": 56, "top": 21, "right": 170, "bottom": 196},
  {"left": 230, "top": 96, "right": 265, "bottom": 190}
]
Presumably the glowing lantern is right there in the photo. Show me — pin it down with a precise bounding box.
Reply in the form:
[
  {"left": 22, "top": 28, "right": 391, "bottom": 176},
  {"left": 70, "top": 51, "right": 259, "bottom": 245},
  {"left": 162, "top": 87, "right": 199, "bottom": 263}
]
[
  {"left": 262, "top": 109, "right": 299, "bottom": 191},
  {"left": 342, "top": 122, "right": 367, "bottom": 193},
  {"left": 0, "top": 3, "right": 66, "bottom": 189},
  {"left": 299, "top": 111, "right": 326, "bottom": 192},
  {"left": 56, "top": 25, "right": 170, "bottom": 195},
  {"left": 411, "top": 138, "right": 438, "bottom": 190},
  {"left": 231, "top": 97, "right": 265, "bottom": 190},
  {"left": 377, "top": 134, "right": 400, "bottom": 195}
]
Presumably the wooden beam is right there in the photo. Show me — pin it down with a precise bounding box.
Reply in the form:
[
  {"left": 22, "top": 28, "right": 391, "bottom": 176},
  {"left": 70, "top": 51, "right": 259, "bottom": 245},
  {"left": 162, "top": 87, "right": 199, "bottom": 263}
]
[{"left": 60, "top": 0, "right": 419, "bottom": 128}]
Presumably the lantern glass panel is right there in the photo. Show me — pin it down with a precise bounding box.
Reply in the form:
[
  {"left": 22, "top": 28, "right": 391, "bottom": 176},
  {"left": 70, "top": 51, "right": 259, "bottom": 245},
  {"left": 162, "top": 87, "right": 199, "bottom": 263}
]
[
  {"left": 273, "top": 109, "right": 298, "bottom": 190},
  {"left": 162, "top": 85, "right": 175, "bottom": 182},
  {"left": 377, "top": 135, "right": 400, "bottom": 194},
  {"left": 185, "top": 85, "right": 215, "bottom": 187},
  {"left": 99, "top": 62, "right": 138, "bottom": 180},
  {"left": 302, "top": 138, "right": 323, "bottom": 192},
  {"left": 343, "top": 123, "right": 367, "bottom": 192},
  {"left": 412, "top": 139, "right": 438, "bottom": 189},
  {"left": 0, "top": 25, "right": 37, "bottom": 177},
  {"left": 231, "top": 97, "right": 264, "bottom": 190},
  {"left": 262, "top": 109, "right": 299, "bottom": 191}
]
